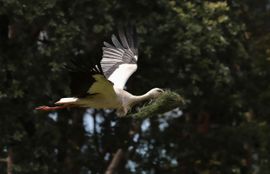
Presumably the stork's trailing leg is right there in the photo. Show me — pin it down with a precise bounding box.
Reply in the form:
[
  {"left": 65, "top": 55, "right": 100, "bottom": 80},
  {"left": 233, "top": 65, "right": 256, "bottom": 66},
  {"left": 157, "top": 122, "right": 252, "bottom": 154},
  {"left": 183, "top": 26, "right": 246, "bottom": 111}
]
[{"left": 35, "top": 105, "right": 69, "bottom": 111}]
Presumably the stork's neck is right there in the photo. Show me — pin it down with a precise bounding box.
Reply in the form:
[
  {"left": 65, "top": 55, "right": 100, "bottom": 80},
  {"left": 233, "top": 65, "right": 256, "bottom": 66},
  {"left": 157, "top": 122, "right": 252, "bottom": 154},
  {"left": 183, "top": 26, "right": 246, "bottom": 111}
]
[
  {"left": 129, "top": 91, "right": 153, "bottom": 106},
  {"left": 115, "top": 87, "right": 155, "bottom": 108}
]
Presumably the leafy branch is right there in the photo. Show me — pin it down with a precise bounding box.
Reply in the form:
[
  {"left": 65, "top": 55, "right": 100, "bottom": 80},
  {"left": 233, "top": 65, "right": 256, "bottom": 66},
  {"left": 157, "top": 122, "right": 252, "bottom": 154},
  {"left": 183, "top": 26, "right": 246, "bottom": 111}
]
[{"left": 128, "top": 91, "right": 185, "bottom": 119}]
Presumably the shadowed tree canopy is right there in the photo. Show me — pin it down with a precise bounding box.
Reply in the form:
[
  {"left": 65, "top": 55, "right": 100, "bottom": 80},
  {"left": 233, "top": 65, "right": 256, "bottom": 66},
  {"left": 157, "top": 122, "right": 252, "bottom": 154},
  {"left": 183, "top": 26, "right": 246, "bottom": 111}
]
[{"left": 0, "top": 0, "right": 270, "bottom": 173}]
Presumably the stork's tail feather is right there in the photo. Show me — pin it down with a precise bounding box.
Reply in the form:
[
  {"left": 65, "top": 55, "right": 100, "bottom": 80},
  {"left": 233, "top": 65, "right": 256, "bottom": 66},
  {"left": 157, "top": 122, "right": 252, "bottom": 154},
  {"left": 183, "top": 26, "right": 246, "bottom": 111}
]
[{"left": 55, "top": 97, "right": 78, "bottom": 105}]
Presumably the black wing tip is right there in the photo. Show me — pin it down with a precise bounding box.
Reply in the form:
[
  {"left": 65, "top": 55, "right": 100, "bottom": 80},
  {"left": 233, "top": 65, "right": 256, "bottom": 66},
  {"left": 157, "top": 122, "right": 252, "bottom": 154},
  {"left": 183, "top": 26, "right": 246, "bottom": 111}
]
[
  {"left": 65, "top": 56, "right": 104, "bottom": 75},
  {"left": 104, "top": 25, "right": 138, "bottom": 56},
  {"left": 91, "top": 63, "right": 104, "bottom": 75},
  {"left": 117, "top": 25, "right": 138, "bottom": 55},
  {"left": 68, "top": 62, "right": 104, "bottom": 97}
]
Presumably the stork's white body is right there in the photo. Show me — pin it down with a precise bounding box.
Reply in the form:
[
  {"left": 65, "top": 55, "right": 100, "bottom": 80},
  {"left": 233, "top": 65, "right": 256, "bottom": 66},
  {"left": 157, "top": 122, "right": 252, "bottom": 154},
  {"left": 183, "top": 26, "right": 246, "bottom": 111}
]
[
  {"left": 55, "top": 87, "right": 124, "bottom": 109},
  {"left": 55, "top": 86, "right": 162, "bottom": 116}
]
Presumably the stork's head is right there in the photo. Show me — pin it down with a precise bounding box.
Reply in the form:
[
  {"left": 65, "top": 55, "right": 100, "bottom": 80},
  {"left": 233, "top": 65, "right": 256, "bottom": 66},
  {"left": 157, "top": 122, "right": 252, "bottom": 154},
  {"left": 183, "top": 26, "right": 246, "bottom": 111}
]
[{"left": 148, "top": 88, "right": 164, "bottom": 98}]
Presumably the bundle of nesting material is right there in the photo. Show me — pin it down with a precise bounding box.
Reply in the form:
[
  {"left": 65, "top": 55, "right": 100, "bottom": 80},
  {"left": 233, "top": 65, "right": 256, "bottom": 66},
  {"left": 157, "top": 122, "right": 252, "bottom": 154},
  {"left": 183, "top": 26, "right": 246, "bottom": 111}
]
[{"left": 129, "top": 91, "right": 185, "bottom": 119}]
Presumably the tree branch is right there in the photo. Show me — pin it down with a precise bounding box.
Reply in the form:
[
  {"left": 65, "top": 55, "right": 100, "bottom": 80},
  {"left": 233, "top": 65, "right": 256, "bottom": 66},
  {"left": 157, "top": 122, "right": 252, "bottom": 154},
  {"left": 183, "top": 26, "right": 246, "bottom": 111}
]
[
  {"left": 7, "top": 149, "right": 13, "bottom": 174},
  {"left": 0, "top": 149, "right": 13, "bottom": 174},
  {"left": 105, "top": 149, "right": 125, "bottom": 174},
  {"left": 92, "top": 110, "right": 101, "bottom": 154}
]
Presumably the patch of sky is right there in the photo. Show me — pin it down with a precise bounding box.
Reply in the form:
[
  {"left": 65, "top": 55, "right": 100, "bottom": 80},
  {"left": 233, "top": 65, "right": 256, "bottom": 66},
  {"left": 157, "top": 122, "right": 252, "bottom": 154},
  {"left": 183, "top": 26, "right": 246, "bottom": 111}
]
[{"left": 48, "top": 112, "right": 58, "bottom": 121}]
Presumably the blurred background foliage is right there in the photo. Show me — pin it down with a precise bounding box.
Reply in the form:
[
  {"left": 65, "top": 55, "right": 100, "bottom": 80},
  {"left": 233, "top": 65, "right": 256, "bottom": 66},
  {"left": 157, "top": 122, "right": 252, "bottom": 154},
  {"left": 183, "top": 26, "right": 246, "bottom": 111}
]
[{"left": 0, "top": 0, "right": 270, "bottom": 173}]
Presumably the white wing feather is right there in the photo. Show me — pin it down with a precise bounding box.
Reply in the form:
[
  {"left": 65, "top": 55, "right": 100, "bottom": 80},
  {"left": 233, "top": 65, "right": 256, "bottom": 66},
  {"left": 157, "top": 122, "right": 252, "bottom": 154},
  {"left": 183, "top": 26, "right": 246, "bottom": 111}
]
[
  {"left": 108, "top": 64, "right": 137, "bottom": 89},
  {"left": 100, "top": 29, "right": 138, "bottom": 89}
]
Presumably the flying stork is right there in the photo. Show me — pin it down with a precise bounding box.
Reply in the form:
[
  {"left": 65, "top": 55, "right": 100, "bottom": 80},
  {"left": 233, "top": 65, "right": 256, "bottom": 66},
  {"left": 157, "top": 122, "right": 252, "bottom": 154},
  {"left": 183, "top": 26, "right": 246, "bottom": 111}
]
[{"left": 35, "top": 28, "right": 164, "bottom": 116}]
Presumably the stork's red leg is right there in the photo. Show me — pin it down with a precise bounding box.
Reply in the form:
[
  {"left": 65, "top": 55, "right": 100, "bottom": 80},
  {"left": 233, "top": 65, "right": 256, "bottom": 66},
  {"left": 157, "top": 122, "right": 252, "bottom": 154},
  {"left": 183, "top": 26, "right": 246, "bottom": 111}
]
[{"left": 35, "top": 105, "right": 69, "bottom": 111}]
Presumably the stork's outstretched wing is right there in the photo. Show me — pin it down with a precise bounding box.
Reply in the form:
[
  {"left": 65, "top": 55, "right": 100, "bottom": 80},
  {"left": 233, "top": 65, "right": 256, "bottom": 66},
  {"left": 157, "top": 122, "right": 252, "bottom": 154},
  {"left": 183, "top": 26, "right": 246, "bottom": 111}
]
[
  {"left": 66, "top": 60, "right": 116, "bottom": 98},
  {"left": 101, "top": 28, "right": 138, "bottom": 89}
]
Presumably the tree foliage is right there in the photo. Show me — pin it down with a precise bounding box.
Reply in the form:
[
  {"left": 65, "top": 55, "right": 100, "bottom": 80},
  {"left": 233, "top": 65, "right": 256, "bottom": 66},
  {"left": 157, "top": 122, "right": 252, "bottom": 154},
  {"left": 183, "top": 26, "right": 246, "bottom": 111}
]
[{"left": 0, "top": 0, "right": 270, "bottom": 173}]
